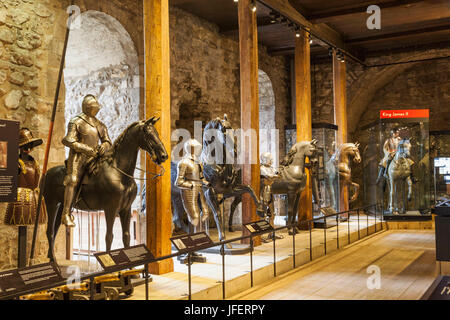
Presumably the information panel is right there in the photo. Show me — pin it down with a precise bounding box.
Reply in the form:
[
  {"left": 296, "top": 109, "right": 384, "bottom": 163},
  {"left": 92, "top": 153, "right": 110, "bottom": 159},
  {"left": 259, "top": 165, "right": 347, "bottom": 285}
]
[
  {"left": 243, "top": 220, "right": 274, "bottom": 234},
  {"left": 94, "top": 244, "right": 155, "bottom": 271},
  {"left": 0, "top": 119, "right": 19, "bottom": 202},
  {"left": 421, "top": 276, "right": 450, "bottom": 300},
  {"left": 170, "top": 232, "right": 214, "bottom": 252},
  {"left": 0, "top": 263, "right": 63, "bottom": 298}
]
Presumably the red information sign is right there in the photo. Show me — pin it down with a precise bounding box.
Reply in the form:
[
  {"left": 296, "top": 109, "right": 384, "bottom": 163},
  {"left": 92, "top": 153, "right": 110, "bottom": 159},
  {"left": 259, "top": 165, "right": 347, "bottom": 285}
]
[{"left": 380, "top": 109, "right": 429, "bottom": 119}]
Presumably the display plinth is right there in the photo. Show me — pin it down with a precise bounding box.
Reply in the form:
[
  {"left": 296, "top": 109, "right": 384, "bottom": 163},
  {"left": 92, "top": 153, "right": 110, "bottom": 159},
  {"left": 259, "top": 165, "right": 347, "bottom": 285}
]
[
  {"left": 201, "top": 244, "right": 252, "bottom": 255},
  {"left": 313, "top": 207, "right": 339, "bottom": 229},
  {"left": 313, "top": 217, "right": 338, "bottom": 229}
]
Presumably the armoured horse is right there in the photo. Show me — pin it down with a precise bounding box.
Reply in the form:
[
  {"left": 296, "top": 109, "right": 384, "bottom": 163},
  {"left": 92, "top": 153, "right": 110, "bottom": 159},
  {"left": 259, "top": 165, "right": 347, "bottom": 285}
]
[
  {"left": 386, "top": 139, "right": 414, "bottom": 214},
  {"left": 269, "top": 140, "right": 320, "bottom": 234},
  {"left": 44, "top": 118, "right": 168, "bottom": 261},
  {"left": 328, "top": 142, "right": 361, "bottom": 211},
  {"left": 172, "top": 116, "right": 265, "bottom": 240}
]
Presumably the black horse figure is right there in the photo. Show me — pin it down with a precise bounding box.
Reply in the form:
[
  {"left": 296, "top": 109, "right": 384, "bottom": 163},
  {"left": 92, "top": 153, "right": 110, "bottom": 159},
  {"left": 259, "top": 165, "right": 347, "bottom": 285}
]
[
  {"left": 172, "top": 115, "right": 265, "bottom": 240},
  {"left": 44, "top": 117, "right": 168, "bottom": 262}
]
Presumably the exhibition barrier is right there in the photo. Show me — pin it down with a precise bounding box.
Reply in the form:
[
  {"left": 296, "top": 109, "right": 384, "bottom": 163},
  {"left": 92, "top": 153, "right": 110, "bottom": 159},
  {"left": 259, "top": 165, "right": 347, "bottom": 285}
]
[{"left": 0, "top": 204, "right": 381, "bottom": 301}]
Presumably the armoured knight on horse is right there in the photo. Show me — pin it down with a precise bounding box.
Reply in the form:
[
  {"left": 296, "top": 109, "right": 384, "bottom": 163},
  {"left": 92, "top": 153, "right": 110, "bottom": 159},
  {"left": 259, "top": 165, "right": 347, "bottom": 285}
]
[
  {"left": 61, "top": 95, "right": 112, "bottom": 227},
  {"left": 376, "top": 128, "right": 401, "bottom": 185}
]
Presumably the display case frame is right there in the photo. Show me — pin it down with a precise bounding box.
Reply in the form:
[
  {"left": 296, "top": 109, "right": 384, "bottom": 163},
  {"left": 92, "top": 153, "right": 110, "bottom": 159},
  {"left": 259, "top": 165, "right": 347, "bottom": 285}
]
[
  {"left": 311, "top": 123, "right": 339, "bottom": 217},
  {"left": 360, "top": 109, "right": 432, "bottom": 221}
]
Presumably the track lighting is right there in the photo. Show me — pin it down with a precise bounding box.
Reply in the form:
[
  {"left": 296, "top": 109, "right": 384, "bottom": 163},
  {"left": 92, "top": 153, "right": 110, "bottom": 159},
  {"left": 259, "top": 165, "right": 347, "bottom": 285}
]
[
  {"left": 328, "top": 47, "right": 334, "bottom": 57},
  {"left": 269, "top": 10, "right": 277, "bottom": 23},
  {"left": 295, "top": 26, "right": 301, "bottom": 38}
]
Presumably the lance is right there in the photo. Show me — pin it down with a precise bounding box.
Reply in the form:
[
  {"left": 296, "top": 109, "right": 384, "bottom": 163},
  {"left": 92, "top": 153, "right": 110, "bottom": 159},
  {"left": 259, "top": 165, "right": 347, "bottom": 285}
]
[{"left": 29, "top": 1, "right": 75, "bottom": 265}]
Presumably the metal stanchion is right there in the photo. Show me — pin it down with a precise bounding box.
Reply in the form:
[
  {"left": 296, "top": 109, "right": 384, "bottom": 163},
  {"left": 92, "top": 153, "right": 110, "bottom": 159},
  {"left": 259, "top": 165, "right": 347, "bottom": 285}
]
[
  {"left": 375, "top": 205, "right": 377, "bottom": 232},
  {"left": 250, "top": 236, "right": 254, "bottom": 287},
  {"left": 366, "top": 209, "right": 369, "bottom": 236},
  {"left": 348, "top": 211, "right": 351, "bottom": 245},
  {"left": 90, "top": 276, "right": 95, "bottom": 300},
  {"left": 324, "top": 218, "right": 327, "bottom": 255},
  {"left": 309, "top": 221, "right": 312, "bottom": 261},
  {"left": 273, "top": 231, "right": 276, "bottom": 277},
  {"left": 336, "top": 214, "right": 339, "bottom": 249},
  {"left": 221, "top": 243, "right": 225, "bottom": 300},
  {"left": 145, "top": 264, "right": 149, "bottom": 301},
  {"left": 357, "top": 209, "right": 361, "bottom": 240},
  {"left": 188, "top": 252, "right": 192, "bottom": 300},
  {"left": 292, "top": 224, "right": 296, "bottom": 268}
]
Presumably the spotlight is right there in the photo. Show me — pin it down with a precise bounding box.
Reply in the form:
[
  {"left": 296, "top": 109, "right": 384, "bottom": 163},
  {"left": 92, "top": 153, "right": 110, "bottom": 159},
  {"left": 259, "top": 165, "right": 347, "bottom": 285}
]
[
  {"left": 309, "top": 39, "right": 313, "bottom": 44},
  {"left": 295, "top": 25, "right": 301, "bottom": 38},
  {"left": 250, "top": 1, "right": 257, "bottom": 12},
  {"left": 328, "top": 47, "right": 334, "bottom": 57},
  {"left": 269, "top": 10, "right": 277, "bottom": 23}
]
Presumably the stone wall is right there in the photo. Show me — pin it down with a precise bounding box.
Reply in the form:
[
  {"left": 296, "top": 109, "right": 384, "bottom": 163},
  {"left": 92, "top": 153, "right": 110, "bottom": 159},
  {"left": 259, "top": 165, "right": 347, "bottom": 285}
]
[
  {"left": 0, "top": 0, "right": 145, "bottom": 270},
  {"left": 170, "top": 6, "right": 291, "bottom": 161},
  {"left": 0, "top": 0, "right": 70, "bottom": 269}
]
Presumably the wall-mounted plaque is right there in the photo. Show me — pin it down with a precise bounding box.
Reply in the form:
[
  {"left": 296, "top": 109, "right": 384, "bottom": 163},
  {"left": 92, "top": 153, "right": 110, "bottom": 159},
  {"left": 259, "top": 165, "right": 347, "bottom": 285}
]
[
  {"left": 243, "top": 220, "right": 274, "bottom": 235},
  {"left": 0, "top": 263, "right": 63, "bottom": 298},
  {"left": 94, "top": 244, "right": 155, "bottom": 271},
  {"left": 320, "top": 206, "right": 337, "bottom": 216},
  {"left": 0, "top": 119, "right": 19, "bottom": 202},
  {"left": 170, "top": 232, "right": 214, "bottom": 252}
]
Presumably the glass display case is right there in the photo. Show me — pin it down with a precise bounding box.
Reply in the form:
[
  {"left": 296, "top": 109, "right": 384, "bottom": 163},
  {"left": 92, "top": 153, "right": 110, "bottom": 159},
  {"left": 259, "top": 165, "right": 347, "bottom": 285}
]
[
  {"left": 431, "top": 131, "right": 450, "bottom": 206},
  {"left": 360, "top": 109, "right": 431, "bottom": 220},
  {"left": 284, "top": 123, "right": 339, "bottom": 223},
  {"left": 312, "top": 123, "right": 339, "bottom": 216}
]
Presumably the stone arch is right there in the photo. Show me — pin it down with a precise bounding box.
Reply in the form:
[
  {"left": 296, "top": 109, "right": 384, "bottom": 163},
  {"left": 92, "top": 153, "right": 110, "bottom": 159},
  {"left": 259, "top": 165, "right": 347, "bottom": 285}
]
[
  {"left": 64, "top": 10, "right": 140, "bottom": 143},
  {"left": 348, "top": 47, "right": 450, "bottom": 136},
  {"left": 258, "top": 69, "right": 278, "bottom": 165},
  {"left": 63, "top": 10, "right": 141, "bottom": 214}
]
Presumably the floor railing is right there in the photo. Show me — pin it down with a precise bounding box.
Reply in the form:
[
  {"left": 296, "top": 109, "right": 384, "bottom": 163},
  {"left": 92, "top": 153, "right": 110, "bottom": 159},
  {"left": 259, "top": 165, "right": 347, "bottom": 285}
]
[{"left": 1, "top": 203, "right": 383, "bottom": 300}]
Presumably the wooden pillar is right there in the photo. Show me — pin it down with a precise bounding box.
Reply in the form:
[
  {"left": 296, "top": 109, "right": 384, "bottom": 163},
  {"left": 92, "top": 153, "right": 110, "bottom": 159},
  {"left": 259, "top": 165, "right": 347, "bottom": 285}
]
[
  {"left": 144, "top": 0, "right": 173, "bottom": 274},
  {"left": 295, "top": 30, "right": 313, "bottom": 228},
  {"left": 238, "top": 0, "right": 260, "bottom": 245},
  {"left": 333, "top": 50, "right": 349, "bottom": 213}
]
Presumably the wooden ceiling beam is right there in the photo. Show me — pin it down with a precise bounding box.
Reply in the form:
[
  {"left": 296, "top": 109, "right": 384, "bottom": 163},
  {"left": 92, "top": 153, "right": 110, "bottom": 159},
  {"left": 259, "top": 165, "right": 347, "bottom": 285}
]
[
  {"left": 306, "top": 0, "right": 423, "bottom": 23},
  {"left": 347, "top": 23, "right": 450, "bottom": 44},
  {"left": 259, "top": 0, "right": 365, "bottom": 63},
  {"left": 220, "top": 16, "right": 275, "bottom": 33}
]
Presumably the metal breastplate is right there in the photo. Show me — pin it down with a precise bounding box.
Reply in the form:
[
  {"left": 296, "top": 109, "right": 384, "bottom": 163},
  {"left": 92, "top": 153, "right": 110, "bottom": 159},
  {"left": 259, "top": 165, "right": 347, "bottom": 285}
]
[
  {"left": 76, "top": 117, "right": 101, "bottom": 149},
  {"left": 184, "top": 161, "right": 202, "bottom": 181},
  {"left": 18, "top": 159, "right": 39, "bottom": 189}
]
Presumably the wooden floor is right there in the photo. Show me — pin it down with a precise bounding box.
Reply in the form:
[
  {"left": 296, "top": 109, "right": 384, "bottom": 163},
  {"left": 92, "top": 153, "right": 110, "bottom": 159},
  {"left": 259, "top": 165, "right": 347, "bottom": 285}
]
[
  {"left": 230, "top": 230, "right": 438, "bottom": 300},
  {"left": 128, "top": 214, "right": 387, "bottom": 300}
]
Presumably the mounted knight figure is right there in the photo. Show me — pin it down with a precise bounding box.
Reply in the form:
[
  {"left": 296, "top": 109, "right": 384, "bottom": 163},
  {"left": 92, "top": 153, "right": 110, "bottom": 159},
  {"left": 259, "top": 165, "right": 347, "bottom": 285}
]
[
  {"left": 61, "top": 94, "right": 112, "bottom": 227},
  {"left": 44, "top": 106, "right": 168, "bottom": 261},
  {"left": 172, "top": 114, "right": 266, "bottom": 241}
]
